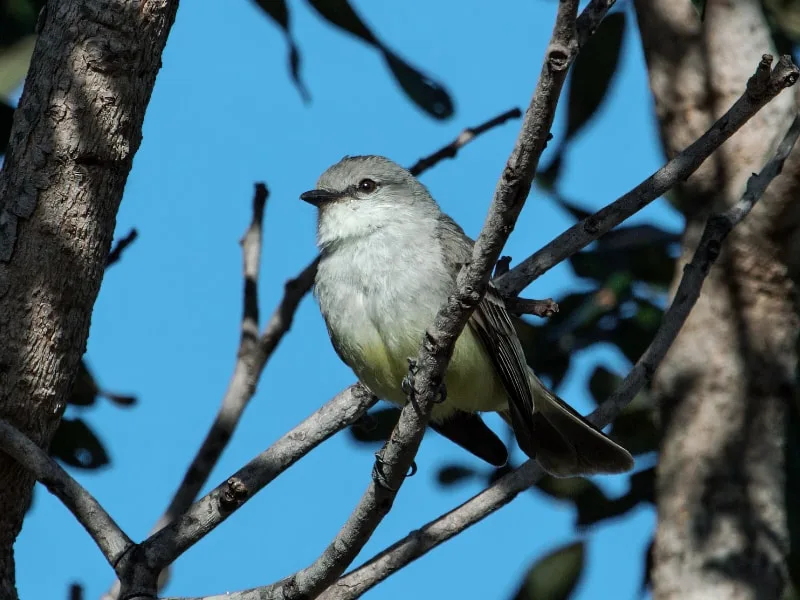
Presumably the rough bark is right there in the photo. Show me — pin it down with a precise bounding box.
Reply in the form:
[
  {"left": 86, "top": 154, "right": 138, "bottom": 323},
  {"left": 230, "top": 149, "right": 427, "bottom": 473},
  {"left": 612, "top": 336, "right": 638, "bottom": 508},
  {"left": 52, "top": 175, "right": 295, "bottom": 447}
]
[
  {"left": 0, "top": 1, "right": 179, "bottom": 598},
  {"left": 634, "top": 1, "right": 800, "bottom": 598}
]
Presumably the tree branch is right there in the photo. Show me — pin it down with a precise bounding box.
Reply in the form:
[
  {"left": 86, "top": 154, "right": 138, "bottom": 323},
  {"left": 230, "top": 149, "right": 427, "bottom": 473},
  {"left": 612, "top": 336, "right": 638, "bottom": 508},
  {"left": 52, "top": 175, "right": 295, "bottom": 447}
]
[
  {"left": 496, "top": 54, "right": 800, "bottom": 298},
  {"left": 315, "top": 114, "right": 800, "bottom": 600},
  {"left": 140, "top": 384, "right": 377, "bottom": 570},
  {"left": 407, "top": 107, "right": 522, "bottom": 176},
  {"left": 0, "top": 419, "right": 132, "bottom": 570},
  {"left": 170, "top": 3, "right": 584, "bottom": 600}
]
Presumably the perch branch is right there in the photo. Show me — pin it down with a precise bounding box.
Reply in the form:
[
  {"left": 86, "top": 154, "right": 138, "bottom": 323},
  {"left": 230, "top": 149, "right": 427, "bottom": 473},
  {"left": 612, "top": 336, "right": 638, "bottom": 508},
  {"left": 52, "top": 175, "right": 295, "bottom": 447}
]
[
  {"left": 141, "top": 384, "right": 377, "bottom": 569},
  {"left": 315, "top": 114, "right": 800, "bottom": 600},
  {"left": 496, "top": 54, "right": 800, "bottom": 298},
  {"left": 169, "top": 2, "right": 584, "bottom": 599}
]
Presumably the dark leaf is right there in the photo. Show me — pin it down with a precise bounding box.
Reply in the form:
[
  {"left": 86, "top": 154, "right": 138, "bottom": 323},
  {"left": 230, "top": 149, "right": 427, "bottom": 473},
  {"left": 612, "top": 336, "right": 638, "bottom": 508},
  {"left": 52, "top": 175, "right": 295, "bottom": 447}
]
[
  {"left": 576, "top": 467, "right": 655, "bottom": 527},
  {"left": 588, "top": 365, "right": 620, "bottom": 406},
  {"left": 99, "top": 391, "right": 137, "bottom": 407},
  {"left": 0, "top": 100, "right": 15, "bottom": 154},
  {"left": 641, "top": 537, "right": 655, "bottom": 594},
  {"left": 436, "top": 463, "right": 477, "bottom": 486},
  {"left": 348, "top": 406, "right": 400, "bottom": 443},
  {"left": 252, "top": 0, "right": 309, "bottom": 101},
  {"left": 513, "top": 541, "right": 585, "bottom": 600},
  {"left": 305, "top": 0, "right": 453, "bottom": 119},
  {"left": 69, "top": 361, "right": 99, "bottom": 406},
  {"left": 609, "top": 303, "right": 663, "bottom": 364},
  {"left": 564, "top": 13, "right": 625, "bottom": 141},
  {"left": 537, "top": 153, "right": 563, "bottom": 191},
  {"left": 569, "top": 225, "right": 679, "bottom": 287},
  {"left": 690, "top": 0, "right": 707, "bottom": 21},
  {"left": 609, "top": 406, "right": 660, "bottom": 456},
  {"left": 49, "top": 418, "right": 109, "bottom": 469}
]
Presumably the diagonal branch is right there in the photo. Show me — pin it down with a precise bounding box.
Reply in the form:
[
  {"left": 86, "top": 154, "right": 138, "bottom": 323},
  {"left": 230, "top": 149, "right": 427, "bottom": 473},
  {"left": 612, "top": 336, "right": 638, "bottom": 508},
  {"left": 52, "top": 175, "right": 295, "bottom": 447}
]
[
  {"left": 316, "top": 114, "right": 800, "bottom": 600},
  {"left": 496, "top": 54, "right": 800, "bottom": 298},
  {"left": 0, "top": 419, "right": 133, "bottom": 571},
  {"left": 141, "top": 384, "right": 377, "bottom": 570},
  {"left": 171, "top": 3, "right": 585, "bottom": 600}
]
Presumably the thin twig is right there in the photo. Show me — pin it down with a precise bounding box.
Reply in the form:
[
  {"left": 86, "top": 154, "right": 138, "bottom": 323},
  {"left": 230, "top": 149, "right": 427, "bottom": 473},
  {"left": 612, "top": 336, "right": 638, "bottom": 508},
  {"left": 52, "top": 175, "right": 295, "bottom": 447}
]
[
  {"left": 141, "top": 384, "right": 377, "bottom": 570},
  {"left": 407, "top": 108, "right": 522, "bottom": 176},
  {"left": 106, "top": 228, "right": 138, "bottom": 268},
  {"left": 0, "top": 419, "right": 133, "bottom": 570},
  {"left": 172, "top": 3, "right": 583, "bottom": 600},
  {"left": 505, "top": 296, "right": 559, "bottom": 318},
  {"left": 315, "top": 114, "right": 800, "bottom": 600},
  {"left": 104, "top": 185, "right": 318, "bottom": 600},
  {"left": 496, "top": 54, "right": 800, "bottom": 298}
]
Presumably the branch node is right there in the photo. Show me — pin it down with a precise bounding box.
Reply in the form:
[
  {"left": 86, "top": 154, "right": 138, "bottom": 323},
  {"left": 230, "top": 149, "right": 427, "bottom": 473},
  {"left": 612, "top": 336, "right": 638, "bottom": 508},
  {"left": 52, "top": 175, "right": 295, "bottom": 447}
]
[{"left": 219, "top": 477, "right": 249, "bottom": 512}]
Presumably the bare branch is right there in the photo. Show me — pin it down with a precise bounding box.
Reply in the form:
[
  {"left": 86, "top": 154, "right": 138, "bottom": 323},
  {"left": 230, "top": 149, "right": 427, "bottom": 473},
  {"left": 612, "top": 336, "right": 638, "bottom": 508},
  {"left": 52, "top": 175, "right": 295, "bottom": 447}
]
[
  {"left": 0, "top": 419, "right": 132, "bottom": 570},
  {"left": 104, "top": 185, "right": 318, "bottom": 600},
  {"left": 316, "top": 114, "right": 800, "bottom": 600},
  {"left": 141, "top": 384, "right": 377, "bottom": 570},
  {"left": 505, "top": 296, "right": 559, "bottom": 318},
  {"left": 149, "top": 183, "right": 271, "bottom": 536},
  {"left": 496, "top": 54, "right": 800, "bottom": 298},
  {"left": 105, "top": 228, "right": 138, "bottom": 268},
  {"left": 177, "top": 3, "right": 583, "bottom": 600},
  {"left": 407, "top": 108, "right": 522, "bottom": 176}
]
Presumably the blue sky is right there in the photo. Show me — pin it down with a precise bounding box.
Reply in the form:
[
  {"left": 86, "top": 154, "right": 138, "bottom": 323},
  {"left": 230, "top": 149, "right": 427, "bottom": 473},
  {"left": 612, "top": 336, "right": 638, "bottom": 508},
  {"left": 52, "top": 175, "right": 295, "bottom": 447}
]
[{"left": 14, "top": 1, "right": 681, "bottom": 598}]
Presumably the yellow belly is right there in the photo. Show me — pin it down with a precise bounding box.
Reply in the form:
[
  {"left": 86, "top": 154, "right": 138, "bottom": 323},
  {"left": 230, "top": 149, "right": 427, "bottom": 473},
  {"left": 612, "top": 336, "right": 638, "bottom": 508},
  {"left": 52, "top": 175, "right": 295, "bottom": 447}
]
[{"left": 350, "top": 325, "right": 509, "bottom": 421}]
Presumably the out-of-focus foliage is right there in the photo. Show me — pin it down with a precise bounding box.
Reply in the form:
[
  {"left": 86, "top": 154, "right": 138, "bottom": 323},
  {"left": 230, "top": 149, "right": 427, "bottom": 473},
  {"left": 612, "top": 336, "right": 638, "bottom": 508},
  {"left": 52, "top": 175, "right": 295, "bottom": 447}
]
[
  {"left": 0, "top": 0, "right": 454, "bottom": 154},
  {"left": 4, "top": 0, "right": 800, "bottom": 597},
  {"left": 512, "top": 541, "right": 585, "bottom": 600}
]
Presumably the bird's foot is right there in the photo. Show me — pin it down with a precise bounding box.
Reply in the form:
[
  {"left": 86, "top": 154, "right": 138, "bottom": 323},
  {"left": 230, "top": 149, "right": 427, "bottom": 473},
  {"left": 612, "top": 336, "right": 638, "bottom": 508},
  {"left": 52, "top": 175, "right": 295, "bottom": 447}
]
[
  {"left": 432, "top": 380, "right": 447, "bottom": 404},
  {"left": 372, "top": 442, "right": 417, "bottom": 491},
  {"left": 401, "top": 358, "right": 419, "bottom": 399}
]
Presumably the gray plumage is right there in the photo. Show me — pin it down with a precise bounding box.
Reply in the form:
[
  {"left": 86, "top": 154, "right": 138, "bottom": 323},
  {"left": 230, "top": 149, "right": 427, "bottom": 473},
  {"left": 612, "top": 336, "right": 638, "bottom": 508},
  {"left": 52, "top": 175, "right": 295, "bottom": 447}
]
[{"left": 302, "top": 155, "right": 633, "bottom": 477}]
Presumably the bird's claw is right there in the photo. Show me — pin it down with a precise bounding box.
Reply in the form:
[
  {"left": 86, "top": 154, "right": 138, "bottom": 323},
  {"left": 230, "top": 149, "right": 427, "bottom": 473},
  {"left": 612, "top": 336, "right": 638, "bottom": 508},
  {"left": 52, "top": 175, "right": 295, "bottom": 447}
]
[
  {"left": 401, "top": 358, "right": 418, "bottom": 398},
  {"left": 372, "top": 443, "right": 417, "bottom": 491},
  {"left": 433, "top": 381, "right": 447, "bottom": 404}
]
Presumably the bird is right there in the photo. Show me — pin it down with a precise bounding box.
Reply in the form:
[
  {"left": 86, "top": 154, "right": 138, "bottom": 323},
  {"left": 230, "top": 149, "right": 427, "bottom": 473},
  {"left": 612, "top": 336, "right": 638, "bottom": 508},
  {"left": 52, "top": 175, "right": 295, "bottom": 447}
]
[{"left": 301, "top": 155, "right": 633, "bottom": 477}]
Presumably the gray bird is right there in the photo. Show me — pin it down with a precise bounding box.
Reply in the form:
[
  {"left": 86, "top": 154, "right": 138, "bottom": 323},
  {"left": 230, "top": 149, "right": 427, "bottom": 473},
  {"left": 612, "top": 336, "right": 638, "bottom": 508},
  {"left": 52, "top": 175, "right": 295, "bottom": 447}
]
[{"left": 301, "top": 155, "right": 633, "bottom": 477}]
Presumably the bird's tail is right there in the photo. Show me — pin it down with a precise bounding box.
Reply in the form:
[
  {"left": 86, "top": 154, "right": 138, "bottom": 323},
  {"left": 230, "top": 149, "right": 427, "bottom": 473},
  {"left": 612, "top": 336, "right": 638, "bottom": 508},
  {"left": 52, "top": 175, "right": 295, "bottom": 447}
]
[{"left": 504, "top": 374, "right": 634, "bottom": 478}]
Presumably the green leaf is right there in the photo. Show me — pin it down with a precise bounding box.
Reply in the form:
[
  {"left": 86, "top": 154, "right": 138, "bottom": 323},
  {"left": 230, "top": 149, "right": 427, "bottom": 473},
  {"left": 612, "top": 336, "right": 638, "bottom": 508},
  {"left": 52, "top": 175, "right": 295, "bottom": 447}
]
[
  {"left": 49, "top": 418, "right": 110, "bottom": 469},
  {"left": 348, "top": 406, "right": 400, "bottom": 443},
  {"left": 690, "top": 0, "right": 707, "bottom": 21},
  {"left": 436, "top": 463, "right": 477, "bottom": 486},
  {"left": 305, "top": 0, "right": 453, "bottom": 119},
  {"left": 69, "top": 361, "right": 99, "bottom": 406},
  {"left": 252, "top": 0, "right": 310, "bottom": 101},
  {"left": 564, "top": 13, "right": 625, "bottom": 141},
  {"left": 513, "top": 541, "right": 585, "bottom": 600}
]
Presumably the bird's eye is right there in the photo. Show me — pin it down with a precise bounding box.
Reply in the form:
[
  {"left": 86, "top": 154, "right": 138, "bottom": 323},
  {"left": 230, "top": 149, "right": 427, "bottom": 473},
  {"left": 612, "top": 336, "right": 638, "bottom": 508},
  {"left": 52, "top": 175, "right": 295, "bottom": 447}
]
[{"left": 358, "top": 178, "right": 377, "bottom": 193}]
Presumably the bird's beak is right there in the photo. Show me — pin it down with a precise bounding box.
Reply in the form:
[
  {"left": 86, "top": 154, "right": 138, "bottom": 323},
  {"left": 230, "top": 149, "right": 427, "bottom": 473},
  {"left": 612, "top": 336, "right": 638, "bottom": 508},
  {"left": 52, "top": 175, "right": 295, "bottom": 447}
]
[{"left": 300, "top": 189, "right": 339, "bottom": 207}]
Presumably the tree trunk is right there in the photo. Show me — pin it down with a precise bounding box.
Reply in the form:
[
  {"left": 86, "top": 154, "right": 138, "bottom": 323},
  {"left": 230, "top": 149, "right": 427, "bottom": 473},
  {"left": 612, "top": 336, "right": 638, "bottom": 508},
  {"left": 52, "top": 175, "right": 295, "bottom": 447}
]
[
  {"left": 634, "top": 1, "right": 800, "bottom": 598},
  {"left": 0, "top": 1, "right": 179, "bottom": 597}
]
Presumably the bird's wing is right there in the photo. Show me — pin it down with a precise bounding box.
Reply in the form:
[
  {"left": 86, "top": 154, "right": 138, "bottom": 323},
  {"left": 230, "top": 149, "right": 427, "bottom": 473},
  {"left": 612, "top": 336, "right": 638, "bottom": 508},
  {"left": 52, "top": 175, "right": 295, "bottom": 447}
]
[{"left": 435, "top": 215, "right": 539, "bottom": 458}]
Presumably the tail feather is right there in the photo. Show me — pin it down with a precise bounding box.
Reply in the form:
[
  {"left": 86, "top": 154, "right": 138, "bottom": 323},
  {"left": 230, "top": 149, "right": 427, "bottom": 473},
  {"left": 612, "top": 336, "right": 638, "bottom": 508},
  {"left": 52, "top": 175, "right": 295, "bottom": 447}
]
[{"left": 505, "top": 374, "right": 634, "bottom": 478}]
